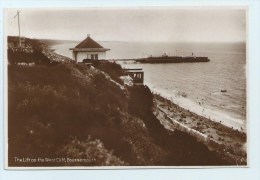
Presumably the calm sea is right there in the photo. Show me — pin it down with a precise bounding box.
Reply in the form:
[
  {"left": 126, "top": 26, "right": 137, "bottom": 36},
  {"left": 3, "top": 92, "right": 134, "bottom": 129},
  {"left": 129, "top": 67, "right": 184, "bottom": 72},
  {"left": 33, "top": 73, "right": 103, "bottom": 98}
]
[{"left": 52, "top": 41, "right": 246, "bottom": 132}]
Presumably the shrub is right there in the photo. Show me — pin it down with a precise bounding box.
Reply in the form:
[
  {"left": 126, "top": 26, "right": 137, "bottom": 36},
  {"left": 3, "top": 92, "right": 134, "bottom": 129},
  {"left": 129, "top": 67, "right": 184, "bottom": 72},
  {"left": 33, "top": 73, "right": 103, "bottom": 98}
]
[
  {"left": 93, "top": 61, "right": 124, "bottom": 84},
  {"left": 58, "top": 136, "right": 126, "bottom": 166}
]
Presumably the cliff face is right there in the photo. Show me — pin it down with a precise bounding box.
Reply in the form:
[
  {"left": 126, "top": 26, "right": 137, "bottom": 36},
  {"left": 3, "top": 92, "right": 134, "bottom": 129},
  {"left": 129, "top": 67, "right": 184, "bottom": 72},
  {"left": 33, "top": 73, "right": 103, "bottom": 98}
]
[
  {"left": 8, "top": 63, "right": 167, "bottom": 166},
  {"left": 7, "top": 38, "right": 229, "bottom": 166}
]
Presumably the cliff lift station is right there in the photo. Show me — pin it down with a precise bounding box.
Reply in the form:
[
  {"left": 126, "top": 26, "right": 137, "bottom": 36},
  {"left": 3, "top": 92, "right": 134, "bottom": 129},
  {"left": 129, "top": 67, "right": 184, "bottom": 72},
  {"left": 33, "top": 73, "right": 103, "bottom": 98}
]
[{"left": 69, "top": 34, "right": 110, "bottom": 63}]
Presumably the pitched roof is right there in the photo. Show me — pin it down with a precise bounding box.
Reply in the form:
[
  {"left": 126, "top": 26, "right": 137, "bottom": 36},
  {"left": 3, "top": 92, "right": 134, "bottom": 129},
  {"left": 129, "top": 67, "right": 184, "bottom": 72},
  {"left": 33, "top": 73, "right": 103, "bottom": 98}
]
[{"left": 75, "top": 35, "right": 104, "bottom": 49}]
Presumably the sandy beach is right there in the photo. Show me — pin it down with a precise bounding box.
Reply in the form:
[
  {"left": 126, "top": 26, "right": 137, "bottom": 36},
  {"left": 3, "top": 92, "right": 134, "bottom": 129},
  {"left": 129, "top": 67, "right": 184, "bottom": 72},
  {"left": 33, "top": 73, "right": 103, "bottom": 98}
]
[{"left": 153, "top": 94, "right": 247, "bottom": 165}]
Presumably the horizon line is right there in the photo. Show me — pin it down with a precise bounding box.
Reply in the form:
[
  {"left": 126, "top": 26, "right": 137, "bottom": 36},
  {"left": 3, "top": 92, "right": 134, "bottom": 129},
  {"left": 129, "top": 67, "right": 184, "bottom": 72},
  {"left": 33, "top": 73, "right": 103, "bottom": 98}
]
[{"left": 7, "top": 35, "right": 246, "bottom": 44}]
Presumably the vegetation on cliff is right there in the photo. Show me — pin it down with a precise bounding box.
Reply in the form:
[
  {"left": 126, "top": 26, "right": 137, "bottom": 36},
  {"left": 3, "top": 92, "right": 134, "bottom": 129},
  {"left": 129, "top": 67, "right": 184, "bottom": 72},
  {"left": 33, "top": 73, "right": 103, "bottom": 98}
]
[
  {"left": 8, "top": 63, "right": 165, "bottom": 166},
  {"left": 8, "top": 37, "right": 229, "bottom": 166},
  {"left": 8, "top": 37, "right": 51, "bottom": 65}
]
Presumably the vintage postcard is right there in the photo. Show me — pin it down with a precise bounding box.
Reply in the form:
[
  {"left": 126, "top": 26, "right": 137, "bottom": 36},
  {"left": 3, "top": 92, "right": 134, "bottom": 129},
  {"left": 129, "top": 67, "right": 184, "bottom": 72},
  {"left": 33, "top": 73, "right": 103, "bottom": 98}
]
[{"left": 5, "top": 7, "right": 247, "bottom": 168}]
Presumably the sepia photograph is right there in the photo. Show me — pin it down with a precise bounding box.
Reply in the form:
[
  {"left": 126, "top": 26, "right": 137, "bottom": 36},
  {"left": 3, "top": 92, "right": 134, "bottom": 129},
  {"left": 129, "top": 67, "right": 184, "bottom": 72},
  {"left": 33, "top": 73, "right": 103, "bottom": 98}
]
[{"left": 5, "top": 7, "right": 247, "bottom": 168}]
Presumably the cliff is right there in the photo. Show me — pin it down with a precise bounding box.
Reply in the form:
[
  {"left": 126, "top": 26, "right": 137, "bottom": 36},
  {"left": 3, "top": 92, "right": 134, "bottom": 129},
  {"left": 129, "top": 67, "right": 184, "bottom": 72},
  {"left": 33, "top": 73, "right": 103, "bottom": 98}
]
[{"left": 8, "top": 37, "right": 229, "bottom": 166}]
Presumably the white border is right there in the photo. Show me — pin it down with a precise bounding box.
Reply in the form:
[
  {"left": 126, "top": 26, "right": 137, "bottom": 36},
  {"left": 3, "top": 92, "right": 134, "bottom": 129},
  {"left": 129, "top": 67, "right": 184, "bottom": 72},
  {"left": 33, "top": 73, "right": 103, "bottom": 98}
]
[
  {"left": 1, "top": 0, "right": 260, "bottom": 180},
  {"left": 4, "top": 6, "right": 249, "bottom": 170}
]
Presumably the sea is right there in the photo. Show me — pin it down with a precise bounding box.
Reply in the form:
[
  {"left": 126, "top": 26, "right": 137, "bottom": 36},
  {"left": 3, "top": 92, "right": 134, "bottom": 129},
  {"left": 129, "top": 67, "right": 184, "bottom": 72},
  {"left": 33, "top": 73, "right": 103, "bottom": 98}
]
[{"left": 51, "top": 41, "right": 247, "bottom": 132}]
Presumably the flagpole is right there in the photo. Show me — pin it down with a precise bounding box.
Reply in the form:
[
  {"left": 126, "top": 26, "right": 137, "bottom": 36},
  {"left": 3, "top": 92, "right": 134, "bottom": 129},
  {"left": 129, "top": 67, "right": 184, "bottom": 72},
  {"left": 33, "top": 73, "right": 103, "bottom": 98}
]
[
  {"left": 14, "top": 10, "right": 21, "bottom": 48},
  {"left": 17, "top": 11, "right": 21, "bottom": 48}
]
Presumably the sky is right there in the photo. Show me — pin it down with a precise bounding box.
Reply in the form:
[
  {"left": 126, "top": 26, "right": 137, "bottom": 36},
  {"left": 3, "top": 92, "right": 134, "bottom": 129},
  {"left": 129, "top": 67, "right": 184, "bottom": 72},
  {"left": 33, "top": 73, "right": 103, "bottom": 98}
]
[{"left": 5, "top": 7, "right": 246, "bottom": 42}]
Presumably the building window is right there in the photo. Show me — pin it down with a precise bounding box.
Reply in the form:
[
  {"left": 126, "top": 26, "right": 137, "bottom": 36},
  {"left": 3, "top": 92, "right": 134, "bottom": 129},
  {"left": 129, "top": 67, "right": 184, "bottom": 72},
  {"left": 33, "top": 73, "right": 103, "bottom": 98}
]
[
  {"left": 91, "top": 54, "right": 95, "bottom": 60},
  {"left": 95, "top": 54, "right": 98, "bottom": 60}
]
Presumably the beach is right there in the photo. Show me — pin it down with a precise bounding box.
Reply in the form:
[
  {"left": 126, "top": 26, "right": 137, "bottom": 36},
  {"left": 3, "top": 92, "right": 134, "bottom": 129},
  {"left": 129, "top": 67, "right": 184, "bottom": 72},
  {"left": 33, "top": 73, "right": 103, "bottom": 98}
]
[{"left": 153, "top": 94, "right": 246, "bottom": 165}]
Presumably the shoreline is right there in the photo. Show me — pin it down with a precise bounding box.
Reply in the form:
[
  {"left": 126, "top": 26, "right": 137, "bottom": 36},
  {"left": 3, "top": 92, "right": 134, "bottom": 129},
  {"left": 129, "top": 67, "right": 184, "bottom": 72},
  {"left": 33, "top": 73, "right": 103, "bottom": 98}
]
[
  {"left": 41, "top": 41, "right": 73, "bottom": 63},
  {"left": 146, "top": 82, "right": 246, "bottom": 133},
  {"left": 153, "top": 93, "right": 246, "bottom": 165}
]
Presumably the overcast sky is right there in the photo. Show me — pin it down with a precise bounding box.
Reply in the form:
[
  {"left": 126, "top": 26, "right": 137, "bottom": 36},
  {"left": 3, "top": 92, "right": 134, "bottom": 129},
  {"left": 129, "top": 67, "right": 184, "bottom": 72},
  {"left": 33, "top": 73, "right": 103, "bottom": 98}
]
[{"left": 6, "top": 8, "right": 246, "bottom": 42}]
